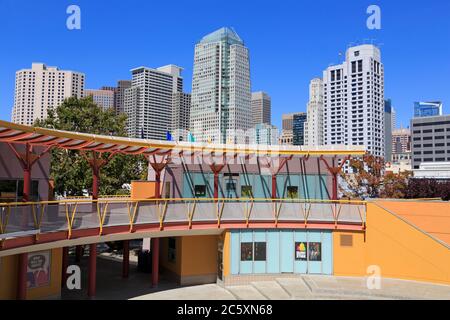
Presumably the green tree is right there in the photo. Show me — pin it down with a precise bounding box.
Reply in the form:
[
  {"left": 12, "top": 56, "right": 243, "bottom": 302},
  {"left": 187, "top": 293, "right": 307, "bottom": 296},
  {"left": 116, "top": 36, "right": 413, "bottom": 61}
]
[{"left": 35, "top": 96, "right": 146, "bottom": 197}]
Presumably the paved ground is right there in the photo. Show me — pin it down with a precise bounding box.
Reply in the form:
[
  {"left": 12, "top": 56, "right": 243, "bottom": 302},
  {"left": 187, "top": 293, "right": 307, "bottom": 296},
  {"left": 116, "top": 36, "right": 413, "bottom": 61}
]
[{"left": 62, "top": 252, "right": 450, "bottom": 300}]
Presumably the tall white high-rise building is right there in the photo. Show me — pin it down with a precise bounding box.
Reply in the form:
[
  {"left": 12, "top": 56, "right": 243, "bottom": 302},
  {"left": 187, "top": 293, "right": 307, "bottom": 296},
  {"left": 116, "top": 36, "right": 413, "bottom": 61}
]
[
  {"left": 323, "top": 45, "right": 385, "bottom": 158},
  {"left": 12, "top": 63, "right": 85, "bottom": 125},
  {"left": 251, "top": 92, "right": 271, "bottom": 126},
  {"left": 190, "top": 27, "right": 252, "bottom": 144},
  {"left": 124, "top": 65, "right": 183, "bottom": 140},
  {"left": 304, "top": 78, "right": 324, "bottom": 146}
]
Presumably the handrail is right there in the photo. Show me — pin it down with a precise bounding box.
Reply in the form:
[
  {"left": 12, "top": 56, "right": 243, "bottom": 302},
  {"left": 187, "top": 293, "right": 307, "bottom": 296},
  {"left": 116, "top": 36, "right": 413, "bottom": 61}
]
[
  {"left": 0, "top": 198, "right": 367, "bottom": 248},
  {"left": 0, "top": 197, "right": 367, "bottom": 207}
]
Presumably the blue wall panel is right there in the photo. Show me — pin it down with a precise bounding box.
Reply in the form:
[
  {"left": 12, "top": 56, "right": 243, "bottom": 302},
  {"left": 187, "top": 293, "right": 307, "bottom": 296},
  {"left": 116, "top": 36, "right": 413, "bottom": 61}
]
[
  {"left": 266, "top": 230, "right": 280, "bottom": 273},
  {"left": 280, "top": 230, "right": 294, "bottom": 273},
  {"left": 229, "top": 229, "right": 333, "bottom": 276}
]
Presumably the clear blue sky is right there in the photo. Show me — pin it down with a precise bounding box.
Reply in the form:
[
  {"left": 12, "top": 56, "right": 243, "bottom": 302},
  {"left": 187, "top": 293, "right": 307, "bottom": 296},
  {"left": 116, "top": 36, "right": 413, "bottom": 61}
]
[{"left": 1, "top": 0, "right": 449, "bottom": 130}]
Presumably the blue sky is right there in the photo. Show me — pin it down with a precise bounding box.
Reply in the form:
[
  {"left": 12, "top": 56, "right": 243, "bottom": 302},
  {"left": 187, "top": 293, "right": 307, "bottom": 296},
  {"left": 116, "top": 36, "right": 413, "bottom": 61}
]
[{"left": 0, "top": 0, "right": 449, "bottom": 130}]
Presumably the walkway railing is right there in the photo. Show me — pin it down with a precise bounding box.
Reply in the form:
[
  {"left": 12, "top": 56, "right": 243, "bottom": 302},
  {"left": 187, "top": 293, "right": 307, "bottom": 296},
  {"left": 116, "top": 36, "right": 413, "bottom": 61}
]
[{"left": 0, "top": 198, "right": 366, "bottom": 243}]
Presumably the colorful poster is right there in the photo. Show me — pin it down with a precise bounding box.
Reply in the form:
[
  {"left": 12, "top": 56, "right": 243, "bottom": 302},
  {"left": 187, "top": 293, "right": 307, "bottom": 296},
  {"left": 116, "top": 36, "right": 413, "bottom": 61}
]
[
  {"left": 27, "top": 250, "right": 51, "bottom": 288},
  {"left": 308, "top": 242, "right": 322, "bottom": 261},
  {"left": 295, "top": 242, "right": 307, "bottom": 261}
]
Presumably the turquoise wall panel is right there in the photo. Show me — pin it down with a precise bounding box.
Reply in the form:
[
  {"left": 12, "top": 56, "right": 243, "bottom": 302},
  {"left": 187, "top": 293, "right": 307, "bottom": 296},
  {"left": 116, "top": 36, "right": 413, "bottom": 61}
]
[
  {"left": 230, "top": 230, "right": 240, "bottom": 275},
  {"left": 280, "top": 230, "right": 294, "bottom": 273},
  {"left": 321, "top": 231, "right": 333, "bottom": 275},
  {"left": 266, "top": 230, "right": 280, "bottom": 273}
]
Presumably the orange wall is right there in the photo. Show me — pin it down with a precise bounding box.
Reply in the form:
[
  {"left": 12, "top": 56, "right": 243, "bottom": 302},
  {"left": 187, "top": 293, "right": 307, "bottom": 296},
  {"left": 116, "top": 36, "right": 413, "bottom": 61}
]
[
  {"left": 222, "top": 231, "right": 230, "bottom": 277},
  {"left": 0, "top": 248, "right": 62, "bottom": 300},
  {"left": 131, "top": 181, "right": 156, "bottom": 199},
  {"left": 180, "top": 235, "right": 218, "bottom": 276},
  {"left": 333, "top": 203, "right": 450, "bottom": 285}
]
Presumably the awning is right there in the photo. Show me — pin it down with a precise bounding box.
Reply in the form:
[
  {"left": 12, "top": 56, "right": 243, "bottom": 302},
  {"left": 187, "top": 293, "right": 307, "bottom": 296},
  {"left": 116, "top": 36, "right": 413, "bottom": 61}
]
[{"left": 0, "top": 120, "right": 366, "bottom": 157}]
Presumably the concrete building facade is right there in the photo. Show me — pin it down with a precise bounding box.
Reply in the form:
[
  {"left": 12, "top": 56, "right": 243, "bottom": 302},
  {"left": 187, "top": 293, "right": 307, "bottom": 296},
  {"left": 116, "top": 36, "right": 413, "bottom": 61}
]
[
  {"left": 124, "top": 65, "right": 183, "bottom": 140},
  {"left": 411, "top": 115, "right": 450, "bottom": 169},
  {"left": 304, "top": 78, "right": 324, "bottom": 146},
  {"left": 323, "top": 45, "right": 385, "bottom": 158},
  {"left": 12, "top": 63, "right": 85, "bottom": 125},
  {"left": 251, "top": 92, "right": 271, "bottom": 126}
]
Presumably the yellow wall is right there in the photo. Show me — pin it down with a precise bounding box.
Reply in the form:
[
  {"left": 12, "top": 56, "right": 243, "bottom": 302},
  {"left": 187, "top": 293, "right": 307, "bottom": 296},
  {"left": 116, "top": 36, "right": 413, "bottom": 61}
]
[
  {"left": 180, "top": 235, "right": 218, "bottom": 276},
  {"left": 130, "top": 181, "right": 156, "bottom": 199},
  {"left": 0, "top": 248, "right": 62, "bottom": 300},
  {"left": 0, "top": 255, "right": 18, "bottom": 299},
  {"left": 333, "top": 203, "right": 450, "bottom": 285}
]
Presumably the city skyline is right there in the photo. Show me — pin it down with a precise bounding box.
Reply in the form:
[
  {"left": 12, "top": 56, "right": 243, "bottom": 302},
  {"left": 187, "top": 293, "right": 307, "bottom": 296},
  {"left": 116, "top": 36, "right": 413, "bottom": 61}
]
[{"left": 1, "top": 1, "right": 450, "bottom": 131}]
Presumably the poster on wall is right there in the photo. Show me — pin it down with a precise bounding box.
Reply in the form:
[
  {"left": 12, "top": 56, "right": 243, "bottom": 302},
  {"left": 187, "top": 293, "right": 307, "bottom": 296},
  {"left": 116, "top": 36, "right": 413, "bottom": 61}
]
[
  {"left": 27, "top": 250, "right": 51, "bottom": 288},
  {"left": 295, "top": 242, "right": 307, "bottom": 261},
  {"left": 308, "top": 242, "right": 322, "bottom": 261}
]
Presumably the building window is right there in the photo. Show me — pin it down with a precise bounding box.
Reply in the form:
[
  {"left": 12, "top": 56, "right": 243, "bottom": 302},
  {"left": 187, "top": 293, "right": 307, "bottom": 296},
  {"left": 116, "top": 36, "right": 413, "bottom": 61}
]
[
  {"left": 241, "top": 185, "right": 253, "bottom": 198},
  {"left": 194, "top": 185, "right": 206, "bottom": 197},
  {"left": 240, "top": 243, "right": 253, "bottom": 261},
  {"left": 308, "top": 242, "right": 322, "bottom": 261},
  {"left": 254, "top": 242, "right": 266, "bottom": 261},
  {"left": 287, "top": 186, "right": 298, "bottom": 199}
]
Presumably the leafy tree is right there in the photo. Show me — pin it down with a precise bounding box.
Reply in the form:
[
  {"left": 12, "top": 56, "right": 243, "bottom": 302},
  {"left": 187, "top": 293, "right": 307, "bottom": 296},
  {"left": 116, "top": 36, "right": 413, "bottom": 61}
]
[
  {"left": 340, "top": 154, "right": 385, "bottom": 199},
  {"left": 35, "top": 96, "right": 146, "bottom": 197},
  {"left": 406, "top": 179, "right": 450, "bottom": 201},
  {"left": 340, "top": 154, "right": 413, "bottom": 200}
]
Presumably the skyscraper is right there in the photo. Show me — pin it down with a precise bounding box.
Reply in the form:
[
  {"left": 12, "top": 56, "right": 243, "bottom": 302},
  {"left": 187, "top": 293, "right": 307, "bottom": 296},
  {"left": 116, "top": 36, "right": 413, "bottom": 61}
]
[
  {"left": 414, "top": 101, "right": 443, "bottom": 118},
  {"left": 114, "top": 80, "right": 132, "bottom": 115},
  {"left": 250, "top": 123, "right": 279, "bottom": 145},
  {"left": 12, "top": 63, "right": 85, "bottom": 125},
  {"left": 190, "top": 27, "right": 251, "bottom": 144},
  {"left": 85, "top": 88, "right": 115, "bottom": 110},
  {"left": 251, "top": 92, "right": 271, "bottom": 126},
  {"left": 304, "top": 78, "right": 324, "bottom": 146},
  {"left": 292, "top": 113, "right": 307, "bottom": 146},
  {"left": 323, "top": 45, "right": 385, "bottom": 158},
  {"left": 384, "top": 99, "right": 393, "bottom": 162},
  {"left": 124, "top": 65, "right": 183, "bottom": 140},
  {"left": 171, "top": 92, "right": 191, "bottom": 141}
]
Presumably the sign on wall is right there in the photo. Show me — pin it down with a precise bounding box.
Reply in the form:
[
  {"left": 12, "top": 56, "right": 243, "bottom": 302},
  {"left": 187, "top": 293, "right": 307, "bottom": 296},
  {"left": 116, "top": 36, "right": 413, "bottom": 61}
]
[{"left": 27, "top": 250, "right": 51, "bottom": 288}]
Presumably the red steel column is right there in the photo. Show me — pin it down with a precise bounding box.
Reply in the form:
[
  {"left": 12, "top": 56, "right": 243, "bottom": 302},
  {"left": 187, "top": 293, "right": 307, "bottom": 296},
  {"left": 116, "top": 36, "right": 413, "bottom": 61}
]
[
  {"left": 151, "top": 237, "right": 160, "bottom": 287},
  {"left": 17, "top": 253, "right": 28, "bottom": 300},
  {"left": 155, "top": 170, "right": 161, "bottom": 199},
  {"left": 23, "top": 168, "right": 31, "bottom": 202},
  {"left": 88, "top": 243, "right": 97, "bottom": 297},
  {"left": 331, "top": 173, "right": 338, "bottom": 201},
  {"left": 122, "top": 240, "right": 130, "bottom": 279},
  {"left": 271, "top": 175, "right": 277, "bottom": 199},
  {"left": 62, "top": 247, "right": 69, "bottom": 288},
  {"left": 214, "top": 172, "right": 219, "bottom": 199}
]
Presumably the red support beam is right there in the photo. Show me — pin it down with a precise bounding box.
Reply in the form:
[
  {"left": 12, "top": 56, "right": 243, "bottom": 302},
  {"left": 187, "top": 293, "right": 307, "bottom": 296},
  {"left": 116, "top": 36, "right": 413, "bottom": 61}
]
[
  {"left": 122, "top": 240, "right": 129, "bottom": 279},
  {"left": 7, "top": 143, "right": 52, "bottom": 202},
  {"left": 17, "top": 253, "right": 28, "bottom": 300},
  {"left": 148, "top": 154, "right": 171, "bottom": 199},
  {"left": 271, "top": 175, "right": 277, "bottom": 199},
  {"left": 320, "top": 155, "right": 351, "bottom": 201},
  {"left": 88, "top": 243, "right": 97, "bottom": 298},
  {"left": 62, "top": 247, "right": 69, "bottom": 288},
  {"left": 151, "top": 238, "right": 159, "bottom": 288}
]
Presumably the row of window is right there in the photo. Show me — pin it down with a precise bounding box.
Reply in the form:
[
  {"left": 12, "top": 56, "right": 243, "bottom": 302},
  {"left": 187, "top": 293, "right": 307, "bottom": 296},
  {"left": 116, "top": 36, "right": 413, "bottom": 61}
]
[{"left": 240, "top": 241, "right": 322, "bottom": 262}]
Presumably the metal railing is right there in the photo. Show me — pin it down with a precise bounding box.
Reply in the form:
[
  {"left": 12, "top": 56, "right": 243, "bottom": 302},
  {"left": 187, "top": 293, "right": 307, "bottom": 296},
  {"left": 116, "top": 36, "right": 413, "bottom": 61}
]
[{"left": 0, "top": 198, "right": 366, "bottom": 243}]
